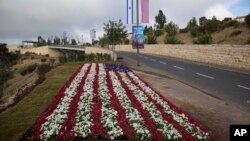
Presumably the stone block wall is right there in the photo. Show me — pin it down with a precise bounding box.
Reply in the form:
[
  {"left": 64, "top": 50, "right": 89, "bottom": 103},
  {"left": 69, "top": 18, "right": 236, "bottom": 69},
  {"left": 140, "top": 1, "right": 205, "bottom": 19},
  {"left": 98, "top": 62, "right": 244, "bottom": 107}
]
[{"left": 115, "top": 44, "right": 250, "bottom": 70}]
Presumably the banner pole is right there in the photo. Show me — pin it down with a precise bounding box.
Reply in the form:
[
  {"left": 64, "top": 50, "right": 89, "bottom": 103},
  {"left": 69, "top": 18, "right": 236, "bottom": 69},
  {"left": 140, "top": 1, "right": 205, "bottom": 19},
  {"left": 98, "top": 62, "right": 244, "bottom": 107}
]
[{"left": 136, "top": 0, "right": 140, "bottom": 66}]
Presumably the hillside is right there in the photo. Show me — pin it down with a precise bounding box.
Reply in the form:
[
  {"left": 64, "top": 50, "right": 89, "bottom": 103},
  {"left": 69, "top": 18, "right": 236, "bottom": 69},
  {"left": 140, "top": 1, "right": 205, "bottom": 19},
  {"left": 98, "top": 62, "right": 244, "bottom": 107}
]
[{"left": 156, "top": 24, "right": 250, "bottom": 45}]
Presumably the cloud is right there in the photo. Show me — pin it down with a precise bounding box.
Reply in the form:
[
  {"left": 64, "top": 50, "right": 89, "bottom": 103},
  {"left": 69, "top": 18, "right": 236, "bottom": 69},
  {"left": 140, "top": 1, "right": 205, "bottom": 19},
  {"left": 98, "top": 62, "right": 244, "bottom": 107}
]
[
  {"left": 0, "top": 0, "right": 248, "bottom": 43},
  {"left": 204, "top": 5, "right": 233, "bottom": 20}
]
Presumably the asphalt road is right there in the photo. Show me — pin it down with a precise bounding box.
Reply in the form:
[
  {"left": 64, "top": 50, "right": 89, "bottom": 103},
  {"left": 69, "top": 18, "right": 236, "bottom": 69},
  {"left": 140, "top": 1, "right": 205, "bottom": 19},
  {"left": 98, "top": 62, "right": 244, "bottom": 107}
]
[{"left": 118, "top": 52, "right": 250, "bottom": 111}]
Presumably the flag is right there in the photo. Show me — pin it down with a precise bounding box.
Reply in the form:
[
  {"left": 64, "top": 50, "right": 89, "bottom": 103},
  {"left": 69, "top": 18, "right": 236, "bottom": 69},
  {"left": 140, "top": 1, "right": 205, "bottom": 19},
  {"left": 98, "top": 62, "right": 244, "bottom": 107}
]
[
  {"left": 126, "top": 0, "right": 133, "bottom": 24},
  {"left": 141, "top": 0, "right": 149, "bottom": 23}
]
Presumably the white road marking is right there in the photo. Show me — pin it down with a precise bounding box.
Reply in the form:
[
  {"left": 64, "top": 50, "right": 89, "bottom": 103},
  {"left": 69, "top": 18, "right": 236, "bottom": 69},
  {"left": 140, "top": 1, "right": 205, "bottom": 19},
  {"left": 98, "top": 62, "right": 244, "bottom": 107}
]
[
  {"left": 173, "top": 66, "right": 185, "bottom": 70},
  {"left": 196, "top": 73, "right": 215, "bottom": 79},
  {"left": 159, "top": 61, "right": 167, "bottom": 65},
  {"left": 150, "top": 59, "right": 156, "bottom": 61},
  {"left": 237, "top": 85, "right": 250, "bottom": 90}
]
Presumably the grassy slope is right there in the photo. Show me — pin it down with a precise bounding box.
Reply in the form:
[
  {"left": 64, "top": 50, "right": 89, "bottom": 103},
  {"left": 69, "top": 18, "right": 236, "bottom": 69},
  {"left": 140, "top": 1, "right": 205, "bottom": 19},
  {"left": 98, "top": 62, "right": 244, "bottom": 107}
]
[{"left": 0, "top": 62, "right": 82, "bottom": 141}]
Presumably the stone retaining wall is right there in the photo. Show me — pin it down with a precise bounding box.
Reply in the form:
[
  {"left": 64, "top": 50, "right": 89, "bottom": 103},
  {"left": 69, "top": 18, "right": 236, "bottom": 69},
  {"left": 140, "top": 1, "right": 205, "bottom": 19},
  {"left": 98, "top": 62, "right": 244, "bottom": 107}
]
[{"left": 115, "top": 44, "right": 250, "bottom": 70}]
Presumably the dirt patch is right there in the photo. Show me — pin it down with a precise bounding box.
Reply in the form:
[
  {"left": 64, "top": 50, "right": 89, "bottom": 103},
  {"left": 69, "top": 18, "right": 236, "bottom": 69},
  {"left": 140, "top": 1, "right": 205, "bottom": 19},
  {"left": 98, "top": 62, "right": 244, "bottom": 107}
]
[{"left": 133, "top": 70, "right": 250, "bottom": 141}]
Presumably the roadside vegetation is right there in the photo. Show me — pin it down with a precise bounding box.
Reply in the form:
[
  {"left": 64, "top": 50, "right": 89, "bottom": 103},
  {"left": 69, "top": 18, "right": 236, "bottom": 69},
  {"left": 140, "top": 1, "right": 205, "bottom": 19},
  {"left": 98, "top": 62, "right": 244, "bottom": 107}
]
[
  {"left": 0, "top": 62, "right": 83, "bottom": 141},
  {"left": 0, "top": 43, "right": 19, "bottom": 99}
]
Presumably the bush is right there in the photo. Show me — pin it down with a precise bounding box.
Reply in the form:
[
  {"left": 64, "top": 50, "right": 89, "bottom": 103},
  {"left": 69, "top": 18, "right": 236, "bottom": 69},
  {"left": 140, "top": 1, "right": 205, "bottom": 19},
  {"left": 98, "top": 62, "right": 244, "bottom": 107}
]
[
  {"left": 164, "top": 36, "right": 183, "bottom": 44},
  {"left": 146, "top": 34, "right": 157, "bottom": 44},
  {"left": 59, "top": 56, "right": 67, "bottom": 64},
  {"left": 193, "top": 33, "right": 213, "bottom": 44},
  {"left": 0, "top": 69, "right": 13, "bottom": 98},
  {"left": 154, "top": 29, "right": 164, "bottom": 37},
  {"left": 41, "top": 58, "right": 46, "bottom": 62},
  {"left": 165, "top": 21, "right": 179, "bottom": 36},
  {"left": 0, "top": 70, "right": 13, "bottom": 85},
  {"left": 179, "top": 28, "right": 188, "bottom": 33},
  {"left": 50, "top": 58, "right": 55, "bottom": 64},
  {"left": 245, "top": 13, "right": 250, "bottom": 27},
  {"left": 37, "top": 63, "right": 51, "bottom": 75},
  {"left": 27, "top": 63, "right": 37, "bottom": 73},
  {"left": 78, "top": 54, "right": 85, "bottom": 61},
  {"left": 230, "top": 30, "right": 242, "bottom": 37},
  {"left": 85, "top": 53, "right": 96, "bottom": 61},
  {"left": 19, "top": 63, "right": 37, "bottom": 76},
  {"left": 45, "top": 54, "right": 50, "bottom": 57},
  {"left": 124, "top": 39, "right": 130, "bottom": 45},
  {"left": 190, "top": 26, "right": 200, "bottom": 37},
  {"left": 67, "top": 55, "right": 77, "bottom": 62},
  {"left": 246, "top": 37, "right": 250, "bottom": 45}
]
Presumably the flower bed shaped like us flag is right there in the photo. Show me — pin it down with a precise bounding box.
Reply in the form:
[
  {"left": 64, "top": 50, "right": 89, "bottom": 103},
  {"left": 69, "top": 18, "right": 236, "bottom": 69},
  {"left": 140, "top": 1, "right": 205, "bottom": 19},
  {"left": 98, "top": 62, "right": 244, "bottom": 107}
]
[{"left": 31, "top": 63, "right": 214, "bottom": 141}]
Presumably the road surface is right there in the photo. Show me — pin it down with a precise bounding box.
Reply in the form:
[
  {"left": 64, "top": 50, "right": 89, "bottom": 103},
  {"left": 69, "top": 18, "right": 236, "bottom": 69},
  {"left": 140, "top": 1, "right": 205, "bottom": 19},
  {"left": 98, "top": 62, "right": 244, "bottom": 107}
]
[{"left": 118, "top": 52, "right": 250, "bottom": 111}]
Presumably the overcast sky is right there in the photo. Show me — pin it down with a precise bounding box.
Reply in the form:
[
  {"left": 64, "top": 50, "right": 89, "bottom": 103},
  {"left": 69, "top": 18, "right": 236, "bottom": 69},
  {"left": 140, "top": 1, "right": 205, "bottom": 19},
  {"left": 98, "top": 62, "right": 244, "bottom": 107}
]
[{"left": 0, "top": 0, "right": 249, "bottom": 44}]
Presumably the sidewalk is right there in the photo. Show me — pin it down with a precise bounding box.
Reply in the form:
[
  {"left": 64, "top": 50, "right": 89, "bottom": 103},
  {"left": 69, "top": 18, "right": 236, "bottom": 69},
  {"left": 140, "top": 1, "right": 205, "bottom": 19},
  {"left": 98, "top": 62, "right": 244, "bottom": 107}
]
[{"left": 119, "top": 57, "right": 250, "bottom": 141}]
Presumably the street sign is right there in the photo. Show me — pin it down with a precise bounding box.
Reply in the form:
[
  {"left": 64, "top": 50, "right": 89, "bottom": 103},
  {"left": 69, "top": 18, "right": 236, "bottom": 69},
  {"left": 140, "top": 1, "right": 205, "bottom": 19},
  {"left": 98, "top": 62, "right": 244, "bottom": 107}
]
[{"left": 132, "top": 25, "right": 144, "bottom": 49}]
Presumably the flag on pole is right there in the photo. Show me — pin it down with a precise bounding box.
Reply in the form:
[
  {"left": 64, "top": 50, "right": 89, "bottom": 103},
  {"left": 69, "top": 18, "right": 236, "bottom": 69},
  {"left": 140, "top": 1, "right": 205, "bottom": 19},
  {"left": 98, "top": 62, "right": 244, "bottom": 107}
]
[
  {"left": 141, "top": 0, "right": 149, "bottom": 23},
  {"left": 126, "top": 0, "right": 133, "bottom": 24}
]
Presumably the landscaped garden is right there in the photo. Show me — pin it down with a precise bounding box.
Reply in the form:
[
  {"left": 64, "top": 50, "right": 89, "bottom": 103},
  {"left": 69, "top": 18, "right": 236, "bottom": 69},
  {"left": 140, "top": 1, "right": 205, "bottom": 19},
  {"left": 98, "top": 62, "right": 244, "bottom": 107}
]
[{"left": 30, "top": 63, "right": 213, "bottom": 141}]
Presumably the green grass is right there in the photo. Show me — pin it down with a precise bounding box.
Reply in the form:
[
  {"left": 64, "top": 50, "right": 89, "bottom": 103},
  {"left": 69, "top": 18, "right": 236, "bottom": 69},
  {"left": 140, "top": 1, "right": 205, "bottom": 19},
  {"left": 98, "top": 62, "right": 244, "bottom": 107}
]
[{"left": 0, "top": 62, "right": 83, "bottom": 141}]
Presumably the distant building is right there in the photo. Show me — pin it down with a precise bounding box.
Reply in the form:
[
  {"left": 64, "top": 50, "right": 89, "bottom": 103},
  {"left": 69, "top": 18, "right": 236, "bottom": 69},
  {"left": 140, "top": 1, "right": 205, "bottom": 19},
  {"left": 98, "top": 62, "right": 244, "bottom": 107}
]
[
  {"left": 235, "top": 16, "right": 246, "bottom": 23},
  {"left": 22, "top": 40, "right": 38, "bottom": 47}
]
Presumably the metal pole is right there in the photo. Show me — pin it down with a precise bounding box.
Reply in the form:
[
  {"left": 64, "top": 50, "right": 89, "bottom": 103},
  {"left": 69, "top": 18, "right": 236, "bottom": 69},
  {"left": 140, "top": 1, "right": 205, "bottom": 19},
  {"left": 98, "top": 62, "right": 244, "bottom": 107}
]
[{"left": 136, "top": 0, "right": 140, "bottom": 66}]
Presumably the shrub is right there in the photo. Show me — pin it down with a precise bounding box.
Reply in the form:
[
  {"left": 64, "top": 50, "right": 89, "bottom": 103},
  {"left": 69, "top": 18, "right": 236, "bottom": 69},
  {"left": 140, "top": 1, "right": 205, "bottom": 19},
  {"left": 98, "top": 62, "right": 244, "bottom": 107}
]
[
  {"left": 78, "top": 54, "right": 85, "bottom": 61},
  {"left": 193, "top": 33, "right": 213, "bottom": 44},
  {"left": 37, "top": 63, "right": 51, "bottom": 75},
  {"left": 165, "top": 21, "right": 179, "bottom": 36},
  {"left": 30, "top": 56, "right": 35, "bottom": 60},
  {"left": 67, "top": 55, "right": 77, "bottom": 62},
  {"left": 27, "top": 63, "right": 37, "bottom": 73},
  {"left": 190, "top": 26, "right": 200, "bottom": 37},
  {"left": 154, "top": 29, "right": 164, "bottom": 37},
  {"left": 19, "top": 68, "right": 27, "bottom": 76},
  {"left": 246, "top": 37, "right": 250, "bottom": 45},
  {"left": 85, "top": 53, "right": 96, "bottom": 61},
  {"left": 146, "top": 34, "right": 157, "bottom": 44},
  {"left": 50, "top": 58, "right": 55, "bottom": 64},
  {"left": 179, "top": 28, "right": 188, "bottom": 33},
  {"left": 59, "top": 56, "right": 67, "bottom": 64},
  {"left": 0, "top": 70, "right": 13, "bottom": 85},
  {"left": 124, "top": 39, "right": 130, "bottom": 44},
  {"left": 19, "top": 63, "right": 37, "bottom": 76},
  {"left": 230, "top": 30, "right": 242, "bottom": 37},
  {"left": 103, "top": 54, "right": 111, "bottom": 61},
  {"left": 45, "top": 54, "right": 50, "bottom": 57},
  {"left": 41, "top": 58, "right": 46, "bottom": 62},
  {"left": 164, "top": 36, "right": 183, "bottom": 44},
  {"left": 245, "top": 13, "right": 250, "bottom": 27}
]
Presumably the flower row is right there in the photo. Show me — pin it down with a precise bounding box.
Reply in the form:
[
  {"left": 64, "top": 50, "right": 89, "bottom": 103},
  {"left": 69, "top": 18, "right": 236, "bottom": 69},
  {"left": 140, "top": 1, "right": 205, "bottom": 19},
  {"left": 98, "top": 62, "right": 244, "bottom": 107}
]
[{"left": 32, "top": 63, "right": 213, "bottom": 141}]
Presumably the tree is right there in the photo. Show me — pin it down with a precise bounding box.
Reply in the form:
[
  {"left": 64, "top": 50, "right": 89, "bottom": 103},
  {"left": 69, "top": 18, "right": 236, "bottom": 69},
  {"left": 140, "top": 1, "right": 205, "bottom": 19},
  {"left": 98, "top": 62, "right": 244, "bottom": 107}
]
[
  {"left": 245, "top": 13, "right": 250, "bottom": 27},
  {"left": 98, "top": 36, "right": 109, "bottom": 47},
  {"left": 203, "top": 16, "right": 221, "bottom": 33},
  {"left": 193, "top": 32, "right": 213, "bottom": 44},
  {"left": 37, "top": 36, "right": 46, "bottom": 46},
  {"left": 187, "top": 17, "right": 198, "bottom": 30},
  {"left": 199, "top": 16, "right": 207, "bottom": 26},
  {"left": 103, "top": 19, "right": 127, "bottom": 46},
  {"left": 54, "top": 36, "right": 60, "bottom": 45},
  {"left": 47, "top": 38, "right": 51, "bottom": 45},
  {"left": 71, "top": 39, "right": 77, "bottom": 45},
  {"left": 155, "top": 10, "right": 166, "bottom": 29},
  {"left": 165, "top": 21, "right": 179, "bottom": 36}
]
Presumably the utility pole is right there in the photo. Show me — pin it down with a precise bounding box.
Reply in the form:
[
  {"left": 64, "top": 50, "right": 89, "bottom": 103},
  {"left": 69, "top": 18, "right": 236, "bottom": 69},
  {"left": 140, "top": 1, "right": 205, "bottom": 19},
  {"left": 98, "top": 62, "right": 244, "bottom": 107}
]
[{"left": 136, "top": 0, "right": 140, "bottom": 66}]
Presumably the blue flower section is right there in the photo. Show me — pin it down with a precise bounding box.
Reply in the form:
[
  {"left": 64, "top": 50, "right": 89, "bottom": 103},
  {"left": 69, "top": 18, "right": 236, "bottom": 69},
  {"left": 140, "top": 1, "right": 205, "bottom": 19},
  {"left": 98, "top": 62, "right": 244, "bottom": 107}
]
[{"left": 104, "top": 64, "right": 131, "bottom": 72}]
